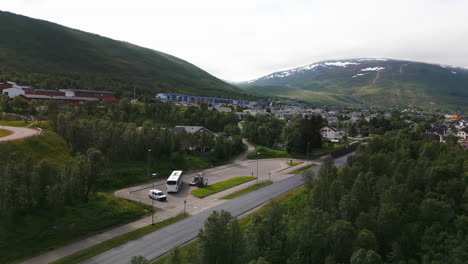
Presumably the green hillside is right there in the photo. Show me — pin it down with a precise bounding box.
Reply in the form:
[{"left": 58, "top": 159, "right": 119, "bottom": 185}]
[
  {"left": 240, "top": 59, "right": 468, "bottom": 109},
  {"left": 0, "top": 11, "right": 250, "bottom": 99}
]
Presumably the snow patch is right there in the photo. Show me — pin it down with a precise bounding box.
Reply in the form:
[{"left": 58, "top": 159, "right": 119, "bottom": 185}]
[
  {"left": 361, "top": 67, "right": 385, "bottom": 72},
  {"left": 324, "top": 62, "right": 360, "bottom": 67},
  {"left": 451, "top": 71, "right": 457, "bottom": 74},
  {"left": 298, "top": 63, "right": 320, "bottom": 71},
  {"left": 357, "top": 58, "right": 388, "bottom": 61},
  {"left": 352, "top": 73, "right": 367, "bottom": 78}
]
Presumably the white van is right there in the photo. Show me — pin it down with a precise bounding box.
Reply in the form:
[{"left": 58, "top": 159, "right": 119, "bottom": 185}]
[{"left": 148, "top": 189, "right": 167, "bottom": 201}]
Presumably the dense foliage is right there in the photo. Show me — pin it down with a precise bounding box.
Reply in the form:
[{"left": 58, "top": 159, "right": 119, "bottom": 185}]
[
  {"left": 0, "top": 11, "right": 252, "bottom": 100},
  {"left": 165, "top": 132, "right": 468, "bottom": 264},
  {"left": 0, "top": 136, "right": 103, "bottom": 221},
  {"left": 242, "top": 115, "right": 324, "bottom": 154},
  {"left": 48, "top": 102, "right": 243, "bottom": 162}
]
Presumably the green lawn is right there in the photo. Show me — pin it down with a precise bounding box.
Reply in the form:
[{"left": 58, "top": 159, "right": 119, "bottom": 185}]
[
  {"left": 247, "top": 142, "right": 348, "bottom": 160},
  {"left": 220, "top": 181, "right": 273, "bottom": 199},
  {"left": 288, "top": 163, "right": 318, "bottom": 174},
  {"left": 152, "top": 187, "right": 306, "bottom": 264},
  {"left": 0, "top": 120, "right": 31, "bottom": 127},
  {"left": 51, "top": 213, "right": 189, "bottom": 264},
  {"left": 246, "top": 145, "right": 291, "bottom": 159},
  {"left": 191, "top": 176, "right": 256, "bottom": 198},
  {"left": 0, "top": 128, "right": 12, "bottom": 137},
  {"left": 0, "top": 193, "right": 153, "bottom": 264},
  {"left": 286, "top": 161, "right": 303, "bottom": 166},
  {"left": 0, "top": 130, "right": 70, "bottom": 167}
]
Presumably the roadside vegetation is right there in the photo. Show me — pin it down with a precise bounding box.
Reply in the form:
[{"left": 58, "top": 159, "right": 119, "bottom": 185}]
[
  {"left": 153, "top": 187, "right": 305, "bottom": 264},
  {"left": 220, "top": 181, "right": 273, "bottom": 199},
  {"left": 288, "top": 163, "right": 318, "bottom": 174},
  {"left": 286, "top": 161, "right": 303, "bottom": 166},
  {"left": 51, "top": 213, "right": 189, "bottom": 264},
  {"left": 155, "top": 131, "right": 468, "bottom": 264},
  {"left": 191, "top": 176, "right": 256, "bottom": 198},
  {"left": 0, "top": 193, "right": 152, "bottom": 263}
]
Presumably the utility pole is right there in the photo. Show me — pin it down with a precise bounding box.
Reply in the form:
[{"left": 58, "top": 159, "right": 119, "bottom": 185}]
[
  {"left": 307, "top": 141, "right": 311, "bottom": 165},
  {"left": 256, "top": 152, "right": 260, "bottom": 184},
  {"left": 151, "top": 172, "right": 157, "bottom": 225}
]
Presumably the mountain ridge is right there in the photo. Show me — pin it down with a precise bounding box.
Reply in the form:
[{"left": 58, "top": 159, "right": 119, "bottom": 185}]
[
  {"left": 238, "top": 58, "right": 468, "bottom": 108},
  {"left": 0, "top": 11, "right": 251, "bottom": 99}
]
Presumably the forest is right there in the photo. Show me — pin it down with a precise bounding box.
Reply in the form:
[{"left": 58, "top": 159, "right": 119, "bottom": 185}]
[
  {"left": 242, "top": 115, "right": 325, "bottom": 154},
  {"left": 160, "top": 131, "right": 468, "bottom": 264}
]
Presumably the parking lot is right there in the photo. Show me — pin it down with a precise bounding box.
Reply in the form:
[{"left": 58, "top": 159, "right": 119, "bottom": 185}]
[{"left": 115, "top": 157, "right": 314, "bottom": 220}]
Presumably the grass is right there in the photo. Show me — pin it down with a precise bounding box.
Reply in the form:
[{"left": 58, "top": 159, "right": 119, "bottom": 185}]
[
  {"left": 191, "top": 176, "right": 256, "bottom": 198},
  {"left": 0, "top": 128, "right": 13, "bottom": 137},
  {"left": 220, "top": 181, "right": 273, "bottom": 199},
  {"left": 152, "top": 187, "right": 306, "bottom": 264},
  {"left": 0, "top": 120, "right": 31, "bottom": 127},
  {"left": 0, "top": 130, "right": 70, "bottom": 167},
  {"left": 0, "top": 193, "right": 153, "bottom": 264},
  {"left": 246, "top": 145, "right": 291, "bottom": 159},
  {"left": 288, "top": 163, "right": 318, "bottom": 174},
  {"left": 51, "top": 213, "right": 189, "bottom": 264},
  {"left": 286, "top": 161, "right": 303, "bottom": 166},
  {"left": 247, "top": 142, "right": 345, "bottom": 160}
]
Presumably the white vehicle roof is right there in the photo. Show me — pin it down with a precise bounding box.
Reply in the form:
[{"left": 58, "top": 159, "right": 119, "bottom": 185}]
[
  {"left": 149, "top": 189, "right": 164, "bottom": 194},
  {"left": 167, "top": 170, "right": 183, "bottom": 181}
]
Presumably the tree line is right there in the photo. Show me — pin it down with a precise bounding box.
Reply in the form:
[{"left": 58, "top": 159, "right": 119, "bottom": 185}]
[
  {"left": 160, "top": 131, "right": 467, "bottom": 264},
  {"left": 0, "top": 147, "right": 103, "bottom": 222},
  {"left": 242, "top": 115, "right": 324, "bottom": 154}
]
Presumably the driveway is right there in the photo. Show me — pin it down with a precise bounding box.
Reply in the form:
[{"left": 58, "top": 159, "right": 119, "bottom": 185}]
[{"left": 0, "top": 125, "right": 41, "bottom": 142}]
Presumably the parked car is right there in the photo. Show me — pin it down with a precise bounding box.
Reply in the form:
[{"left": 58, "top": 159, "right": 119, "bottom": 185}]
[{"left": 148, "top": 189, "right": 167, "bottom": 201}]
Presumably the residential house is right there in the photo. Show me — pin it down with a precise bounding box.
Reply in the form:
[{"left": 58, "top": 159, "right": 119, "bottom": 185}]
[
  {"left": 171, "top": 126, "right": 217, "bottom": 152},
  {"left": 321, "top": 126, "right": 346, "bottom": 141}
]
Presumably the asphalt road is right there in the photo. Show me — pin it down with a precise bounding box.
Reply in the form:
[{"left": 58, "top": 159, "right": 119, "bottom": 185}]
[
  {"left": 0, "top": 125, "right": 40, "bottom": 142},
  {"left": 82, "top": 153, "right": 353, "bottom": 264}
]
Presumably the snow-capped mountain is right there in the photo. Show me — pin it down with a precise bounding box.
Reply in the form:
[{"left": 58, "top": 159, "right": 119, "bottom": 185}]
[{"left": 238, "top": 59, "right": 468, "bottom": 107}]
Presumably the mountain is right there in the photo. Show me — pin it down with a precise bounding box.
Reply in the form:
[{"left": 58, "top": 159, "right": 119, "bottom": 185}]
[
  {"left": 0, "top": 11, "right": 250, "bottom": 99},
  {"left": 239, "top": 58, "right": 468, "bottom": 108}
]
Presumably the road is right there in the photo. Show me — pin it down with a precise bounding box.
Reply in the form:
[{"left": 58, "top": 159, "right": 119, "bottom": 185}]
[
  {"left": 0, "top": 125, "right": 40, "bottom": 142},
  {"left": 82, "top": 153, "right": 353, "bottom": 264}
]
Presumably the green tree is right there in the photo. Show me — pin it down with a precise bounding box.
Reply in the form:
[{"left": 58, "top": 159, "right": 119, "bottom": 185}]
[{"left": 199, "top": 210, "right": 244, "bottom": 264}]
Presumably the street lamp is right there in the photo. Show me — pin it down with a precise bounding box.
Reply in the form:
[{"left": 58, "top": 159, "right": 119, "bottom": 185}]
[
  {"left": 306, "top": 141, "right": 311, "bottom": 165},
  {"left": 151, "top": 172, "right": 157, "bottom": 225},
  {"left": 256, "top": 152, "right": 260, "bottom": 184},
  {"left": 228, "top": 137, "right": 232, "bottom": 162}
]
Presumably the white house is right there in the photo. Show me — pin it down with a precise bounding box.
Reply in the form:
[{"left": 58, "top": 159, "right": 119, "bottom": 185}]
[
  {"left": 321, "top": 126, "right": 346, "bottom": 140},
  {"left": 2, "top": 87, "right": 25, "bottom": 98}
]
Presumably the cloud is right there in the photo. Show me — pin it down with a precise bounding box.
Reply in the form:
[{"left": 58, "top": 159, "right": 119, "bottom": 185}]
[{"left": 2, "top": 0, "right": 468, "bottom": 81}]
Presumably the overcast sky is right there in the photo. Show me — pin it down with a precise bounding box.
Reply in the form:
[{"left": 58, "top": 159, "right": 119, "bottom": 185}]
[{"left": 2, "top": 0, "right": 468, "bottom": 81}]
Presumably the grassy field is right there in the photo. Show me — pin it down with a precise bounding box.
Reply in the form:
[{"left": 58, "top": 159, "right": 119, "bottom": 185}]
[
  {"left": 51, "top": 213, "right": 189, "bottom": 264},
  {"left": 0, "top": 128, "right": 13, "bottom": 137},
  {"left": 191, "top": 176, "right": 256, "bottom": 198},
  {"left": 246, "top": 145, "right": 292, "bottom": 159},
  {"left": 288, "top": 163, "right": 318, "bottom": 174},
  {"left": 0, "top": 130, "right": 70, "bottom": 167},
  {"left": 247, "top": 142, "right": 346, "bottom": 160},
  {"left": 0, "top": 193, "right": 153, "bottom": 264},
  {"left": 153, "top": 187, "right": 306, "bottom": 264},
  {"left": 220, "top": 181, "right": 273, "bottom": 199}
]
